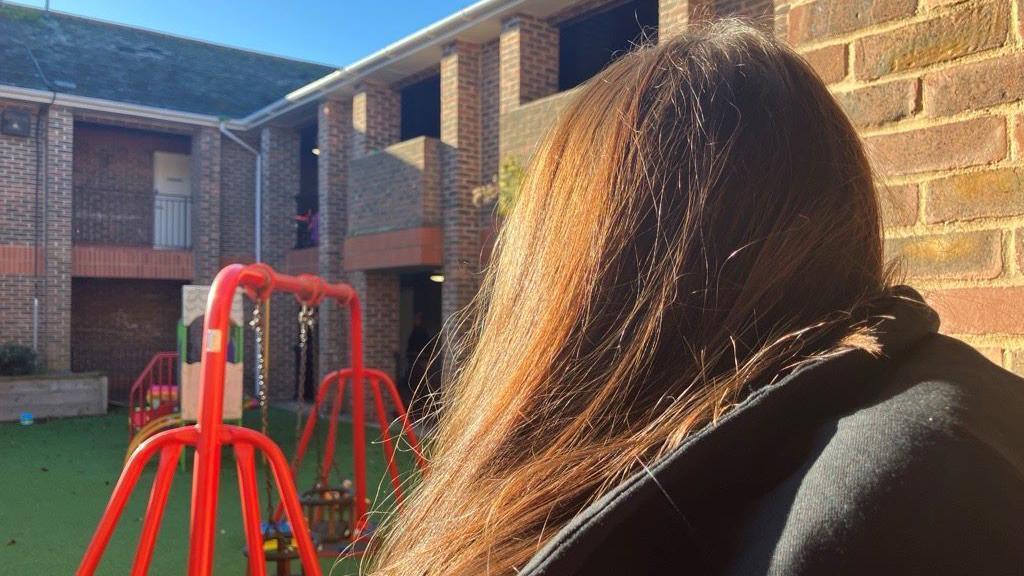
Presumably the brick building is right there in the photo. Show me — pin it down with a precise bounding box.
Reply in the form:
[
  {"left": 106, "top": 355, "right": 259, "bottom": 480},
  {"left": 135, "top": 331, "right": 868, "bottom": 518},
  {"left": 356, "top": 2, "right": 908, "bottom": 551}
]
[{"left": 2, "top": 0, "right": 1023, "bottom": 403}]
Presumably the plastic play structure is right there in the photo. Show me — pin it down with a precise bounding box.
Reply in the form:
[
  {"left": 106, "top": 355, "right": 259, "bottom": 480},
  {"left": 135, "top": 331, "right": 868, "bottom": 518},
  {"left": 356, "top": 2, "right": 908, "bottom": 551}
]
[
  {"left": 127, "top": 285, "right": 245, "bottom": 458},
  {"left": 78, "top": 263, "right": 425, "bottom": 575}
]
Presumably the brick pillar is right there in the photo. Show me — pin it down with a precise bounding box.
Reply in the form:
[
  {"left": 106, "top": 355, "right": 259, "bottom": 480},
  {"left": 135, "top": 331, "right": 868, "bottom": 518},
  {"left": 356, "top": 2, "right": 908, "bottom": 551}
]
[
  {"left": 260, "top": 126, "right": 300, "bottom": 400},
  {"left": 440, "top": 41, "right": 483, "bottom": 323},
  {"left": 659, "top": 0, "right": 714, "bottom": 40},
  {"left": 351, "top": 82, "right": 400, "bottom": 160},
  {"left": 42, "top": 106, "right": 73, "bottom": 372},
  {"left": 191, "top": 126, "right": 221, "bottom": 283},
  {"left": 317, "top": 98, "right": 352, "bottom": 376},
  {"left": 499, "top": 15, "right": 559, "bottom": 114},
  {"left": 349, "top": 83, "right": 403, "bottom": 378},
  {"left": 349, "top": 271, "right": 400, "bottom": 378}
]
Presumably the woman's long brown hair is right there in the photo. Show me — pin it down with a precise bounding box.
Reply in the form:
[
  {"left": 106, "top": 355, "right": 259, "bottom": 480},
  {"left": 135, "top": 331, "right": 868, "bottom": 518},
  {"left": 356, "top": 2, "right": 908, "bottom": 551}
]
[{"left": 370, "top": 21, "right": 886, "bottom": 575}]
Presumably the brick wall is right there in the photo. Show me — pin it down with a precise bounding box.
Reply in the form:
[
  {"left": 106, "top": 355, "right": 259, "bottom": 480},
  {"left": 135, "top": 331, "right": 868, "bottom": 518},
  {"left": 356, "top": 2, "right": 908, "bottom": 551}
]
[
  {"left": 660, "top": 0, "right": 705, "bottom": 38},
  {"left": 777, "top": 0, "right": 1024, "bottom": 373},
  {"left": 71, "top": 278, "right": 184, "bottom": 401},
  {"left": 499, "top": 15, "right": 560, "bottom": 114},
  {"left": 350, "top": 270, "right": 401, "bottom": 378},
  {"left": 498, "top": 88, "right": 580, "bottom": 165},
  {"left": 260, "top": 125, "right": 301, "bottom": 399},
  {"left": 0, "top": 100, "right": 41, "bottom": 353},
  {"left": 0, "top": 100, "right": 41, "bottom": 246},
  {"left": 481, "top": 40, "right": 501, "bottom": 183},
  {"left": 72, "top": 123, "right": 190, "bottom": 247},
  {"left": 716, "top": 0, "right": 773, "bottom": 22},
  {"left": 191, "top": 126, "right": 221, "bottom": 283},
  {"left": 219, "top": 130, "right": 259, "bottom": 262},
  {"left": 441, "top": 41, "right": 484, "bottom": 322},
  {"left": 348, "top": 136, "right": 441, "bottom": 236},
  {"left": 318, "top": 98, "right": 352, "bottom": 376},
  {"left": 352, "top": 82, "right": 401, "bottom": 160},
  {"left": 42, "top": 106, "right": 74, "bottom": 372}
]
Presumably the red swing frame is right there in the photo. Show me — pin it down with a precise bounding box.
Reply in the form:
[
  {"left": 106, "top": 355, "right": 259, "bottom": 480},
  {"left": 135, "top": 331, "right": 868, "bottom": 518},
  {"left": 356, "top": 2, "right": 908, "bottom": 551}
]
[{"left": 77, "top": 263, "right": 420, "bottom": 575}]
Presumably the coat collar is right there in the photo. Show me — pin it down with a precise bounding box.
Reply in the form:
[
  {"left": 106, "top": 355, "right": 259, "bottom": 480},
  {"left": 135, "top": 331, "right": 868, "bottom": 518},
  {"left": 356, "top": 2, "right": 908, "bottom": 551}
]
[{"left": 521, "top": 287, "right": 940, "bottom": 575}]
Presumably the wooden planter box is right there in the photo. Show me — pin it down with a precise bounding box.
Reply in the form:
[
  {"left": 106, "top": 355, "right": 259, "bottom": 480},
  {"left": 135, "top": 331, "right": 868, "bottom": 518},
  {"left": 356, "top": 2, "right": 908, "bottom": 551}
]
[{"left": 0, "top": 372, "right": 108, "bottom": 421}]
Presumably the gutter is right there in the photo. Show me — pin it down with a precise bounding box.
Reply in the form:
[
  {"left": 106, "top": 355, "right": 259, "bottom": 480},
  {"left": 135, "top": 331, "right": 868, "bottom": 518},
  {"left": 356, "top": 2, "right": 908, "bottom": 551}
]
[
  {"left": 0, "top": 84, "right": 246, "bottom": 129},
  {"left": 235, "top": 0, "right": 529, "bottom": 127}
]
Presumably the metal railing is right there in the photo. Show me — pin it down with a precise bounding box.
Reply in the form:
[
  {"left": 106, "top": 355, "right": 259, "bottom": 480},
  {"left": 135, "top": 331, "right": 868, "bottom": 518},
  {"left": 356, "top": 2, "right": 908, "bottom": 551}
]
[{"left": 154, "top": 194, "right": 192, "bottom": 249}]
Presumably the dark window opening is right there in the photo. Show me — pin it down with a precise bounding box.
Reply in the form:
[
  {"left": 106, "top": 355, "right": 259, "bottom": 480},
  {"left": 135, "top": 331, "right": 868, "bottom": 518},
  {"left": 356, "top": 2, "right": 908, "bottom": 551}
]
[
  {"left": 400, "top": 74, "right": 441, "bottom": 141},
  {"left": 296, "top": 122, "right": 319, "bottom": 249},
  {"left": 558, "top": 0, "right": 659, "bottom": 91}
]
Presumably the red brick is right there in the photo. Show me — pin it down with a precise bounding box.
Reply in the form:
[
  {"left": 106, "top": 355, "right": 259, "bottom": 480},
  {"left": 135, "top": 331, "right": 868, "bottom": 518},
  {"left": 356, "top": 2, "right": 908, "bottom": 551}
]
[
  {"left": 836, "top": 79, "right": 917, "bottom": 128},
  {"left": 1020, "top": 0, "right": 1024, "bottom": 40},
  {"left": 923, "top": 54, "right": 1024, "bottom": 116},
  {"left": 500, "top": 15, "right": 559, "bottom": 113},
  {"left": 802, "top": 44, "right": 847, "bottom": 84},
  {"left": 886, "top": 230, "right": 1003, "bottom": 279},
  {"left": 865, "top": 116, "right": 1006, "bottom": 176},
  {"left": 788, "top": 0, "right": 916, "bottom": 45},
  {"left": 878, "top": 183, "right": 919, "bottom": 227},
  {"left": 1015, "top": 114, "right": 1024, "bottom": 159},
  {"left": 1017, "top": 228, "right": 1024, "bottom": 274},
  {"left": 926, "top": 286, "right": 1024, "bottom": 334},
  {"left": 925, "top": 167, "right": 1024, "bottom": 223},
  {"left": 441, "top": 41, "right": 484, "bottom": 321},
  {"left": 855, "top": 1, "right": 1009, "bottom": 81}
]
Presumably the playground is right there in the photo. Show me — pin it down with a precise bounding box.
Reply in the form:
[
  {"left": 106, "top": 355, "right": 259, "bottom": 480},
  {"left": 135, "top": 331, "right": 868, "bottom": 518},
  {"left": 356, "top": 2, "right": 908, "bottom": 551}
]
[
  {"left": 0, "top": 264, "right": 426, "bottom": 575},
  {"left": 0, "top": 406, "right": 412, "bottom": 574}
]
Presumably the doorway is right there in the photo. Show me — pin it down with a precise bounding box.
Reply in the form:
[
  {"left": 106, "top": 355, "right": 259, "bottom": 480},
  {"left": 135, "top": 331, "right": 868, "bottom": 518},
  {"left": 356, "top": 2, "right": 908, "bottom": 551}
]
[
  {"left": 398, "top": 271, "right": 443, "bottom": 407},
  {"left": 153, "top": 151, "right": 192, "bottom": 249}
]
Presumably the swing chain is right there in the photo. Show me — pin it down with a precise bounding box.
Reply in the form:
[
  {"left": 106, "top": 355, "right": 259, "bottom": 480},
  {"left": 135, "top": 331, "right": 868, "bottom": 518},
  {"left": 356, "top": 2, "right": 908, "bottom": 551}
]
[
  {"left": 295, "top": 304, "right": 316, "bottom": 449},
  {"left": 249, "top": 299, "right": 275, "bottom": 521}
]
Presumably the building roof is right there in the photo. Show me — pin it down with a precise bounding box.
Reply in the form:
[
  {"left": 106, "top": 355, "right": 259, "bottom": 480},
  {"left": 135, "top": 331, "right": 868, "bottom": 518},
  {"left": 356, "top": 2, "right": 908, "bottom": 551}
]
[{"left": 0, "top": 4, "right": 336, "bottom": 118}]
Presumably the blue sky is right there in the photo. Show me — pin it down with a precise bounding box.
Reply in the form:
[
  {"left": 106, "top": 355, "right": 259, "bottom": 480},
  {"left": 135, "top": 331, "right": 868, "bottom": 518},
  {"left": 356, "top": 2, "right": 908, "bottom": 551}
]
[{"left": 18, "top": 0, "right": 479, "bottom": 66}]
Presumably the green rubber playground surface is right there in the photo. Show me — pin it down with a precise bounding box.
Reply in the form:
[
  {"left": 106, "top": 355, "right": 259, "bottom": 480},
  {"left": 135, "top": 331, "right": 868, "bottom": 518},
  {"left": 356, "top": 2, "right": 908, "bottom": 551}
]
[{"left": 0, "top": 406, "right": 415, "bottom": 575}]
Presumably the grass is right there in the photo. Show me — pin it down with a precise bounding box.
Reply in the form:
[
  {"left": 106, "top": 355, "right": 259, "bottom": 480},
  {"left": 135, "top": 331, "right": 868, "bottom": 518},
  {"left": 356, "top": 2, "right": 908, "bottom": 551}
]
[{"left": 0, "top": 406, "right": 416, "bottom": 575}]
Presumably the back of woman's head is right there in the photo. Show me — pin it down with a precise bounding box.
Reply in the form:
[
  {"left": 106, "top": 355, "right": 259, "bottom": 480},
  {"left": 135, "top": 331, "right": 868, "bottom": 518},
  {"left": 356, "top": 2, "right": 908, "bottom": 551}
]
[{"left": 372, "top": 20, "right": 885, "bottom": 575}]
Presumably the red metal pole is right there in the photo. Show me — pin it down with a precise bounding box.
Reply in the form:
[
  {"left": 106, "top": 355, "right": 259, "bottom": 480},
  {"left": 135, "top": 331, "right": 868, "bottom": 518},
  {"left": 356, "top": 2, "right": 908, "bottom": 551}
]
[
  {"left": 320, "top": 371, "right": 348, "bottom": 484},
  {"left": 293, "top": 370, "right": 337, "bottom": 472},
  {"left": 369, "top": 376, "right": 403, "bottom": 503},
  {"left": 234, "top": 442, "right": 268, "bottom": 576},
  {"left": 347, "top": 293, "right": 368, "bottom": 530},
  {"left": 229, "top": 426, "right": 321, "bottom": 574},
  {"left": 78, "top": 427, "right": 197, "bottom": 575},
  {"left": 130, "top": 444, "right": 183, "bottom": 576},
  {"left": 187, "top": 265, "right": 244, "bottom": 576},
  {"left": 377, "top": 372, "right": 427, "bottom": 470}
]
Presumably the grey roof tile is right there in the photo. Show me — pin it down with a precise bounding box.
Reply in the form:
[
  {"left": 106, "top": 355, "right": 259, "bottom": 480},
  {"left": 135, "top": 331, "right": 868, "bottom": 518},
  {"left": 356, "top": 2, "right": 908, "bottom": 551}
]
[{"left": 0, "top": 4, "right": 335, "bottom": 117}]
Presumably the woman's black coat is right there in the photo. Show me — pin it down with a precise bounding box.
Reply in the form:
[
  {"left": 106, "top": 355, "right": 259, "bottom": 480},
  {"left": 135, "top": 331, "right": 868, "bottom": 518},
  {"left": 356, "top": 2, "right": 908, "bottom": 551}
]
[{"left": 521, "top": 289, "right": 1024, "bottom": 575}]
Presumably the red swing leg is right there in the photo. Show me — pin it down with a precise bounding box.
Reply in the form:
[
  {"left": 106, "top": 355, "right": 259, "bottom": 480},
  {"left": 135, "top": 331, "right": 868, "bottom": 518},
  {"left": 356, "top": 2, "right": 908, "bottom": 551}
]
[
  {"left": 78, "top": 426, "right": 198, "bottom": 575},
  {"left": 369, "top": 376, "right": 404, "bottom": 503},
  {"left": 131, "top": 444, "right": 184, "bottom": 576},
  {"left": 229, "top": 426, "right": 321, "bottom": 574},
  {"left": 378, "top": 373, "right": 427, "bottom": 470},
  {"left": 234, "top": 443, "right": 267, "bottom": 576},
  {"left": 320, "top": 371, "right": 349, "bottom": 485}
]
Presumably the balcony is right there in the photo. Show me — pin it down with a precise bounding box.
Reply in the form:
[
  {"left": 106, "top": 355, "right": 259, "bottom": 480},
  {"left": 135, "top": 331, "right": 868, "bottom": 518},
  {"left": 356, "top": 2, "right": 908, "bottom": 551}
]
[
  {"left": 73, "top": 188, "right": 192, "bottom": 250},
  {"left": 346, "top": 136, "right": 443, "bottom": 271},
  {"left": 72, "top": 187, "right": 193, "bottom": 280},
  {"left": 498, "top": 87, "right": 580, "bottom": 166}
]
